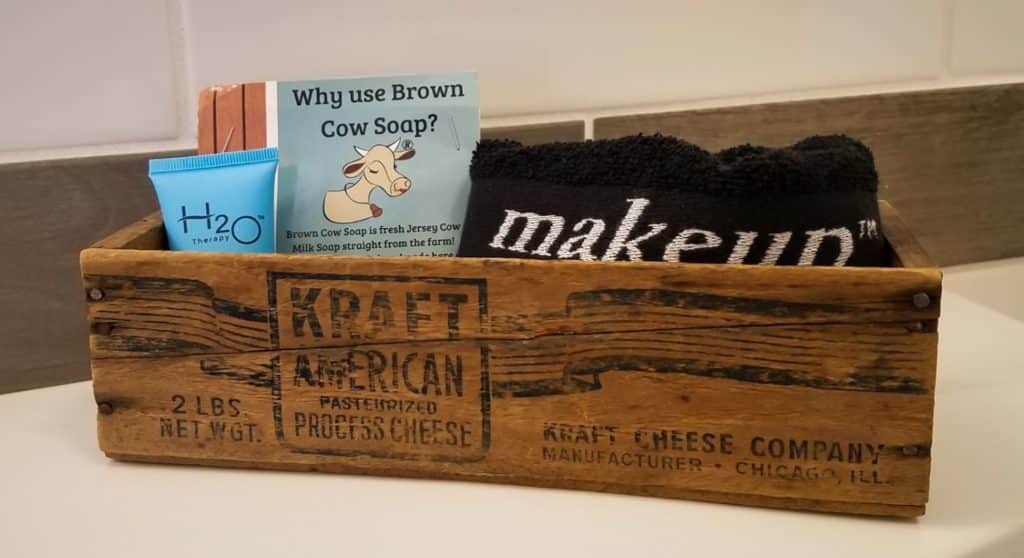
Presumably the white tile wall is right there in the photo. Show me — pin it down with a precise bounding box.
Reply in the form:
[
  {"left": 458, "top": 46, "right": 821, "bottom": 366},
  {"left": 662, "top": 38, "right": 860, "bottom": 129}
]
[
  {"left": 0, "top": 0, "right": 179, "bottom": 152},
  {"left": 185, "top": 0, "right": 944, "bottom": 116},
  {"left": 950, "top": 0, "right": 1024, "bottom": 75},
  {"left": 0, "top": 0, "right": 1022, "bottom": 162}
]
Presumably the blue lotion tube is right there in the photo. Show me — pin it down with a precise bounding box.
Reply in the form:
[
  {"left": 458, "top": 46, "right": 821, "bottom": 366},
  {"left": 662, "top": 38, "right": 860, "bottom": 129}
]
[{"left": 148, "top": 148, "right": 278, "bottom": 253}]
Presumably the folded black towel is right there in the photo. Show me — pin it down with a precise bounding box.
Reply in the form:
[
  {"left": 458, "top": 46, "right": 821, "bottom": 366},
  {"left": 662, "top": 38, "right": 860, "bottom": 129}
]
[{"left": 458, "top": 134, "right": 885, "bottom": 266}]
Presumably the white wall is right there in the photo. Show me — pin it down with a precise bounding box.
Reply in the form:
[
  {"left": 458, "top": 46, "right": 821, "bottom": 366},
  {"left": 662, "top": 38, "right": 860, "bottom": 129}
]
[{"left": 1, "top": 0, "right": 1022, "bottom": 163}]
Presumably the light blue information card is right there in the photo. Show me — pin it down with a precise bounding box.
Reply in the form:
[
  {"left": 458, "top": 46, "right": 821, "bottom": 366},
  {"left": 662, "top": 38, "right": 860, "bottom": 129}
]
[{"left": 273, "top": 71, "right": 479, "bottom": 256}]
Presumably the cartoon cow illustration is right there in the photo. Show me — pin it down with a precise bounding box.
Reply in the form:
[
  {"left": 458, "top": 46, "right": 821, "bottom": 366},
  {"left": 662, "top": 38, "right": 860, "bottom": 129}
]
[{"left": 323, "top": 138, "right": 415, "bottom": 224}]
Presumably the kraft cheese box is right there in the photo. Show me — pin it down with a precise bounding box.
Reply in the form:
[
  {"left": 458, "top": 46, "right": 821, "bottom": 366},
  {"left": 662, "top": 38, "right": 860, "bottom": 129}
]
[{"left": 198, "top": 72, "right": 479, "bottom": 256}]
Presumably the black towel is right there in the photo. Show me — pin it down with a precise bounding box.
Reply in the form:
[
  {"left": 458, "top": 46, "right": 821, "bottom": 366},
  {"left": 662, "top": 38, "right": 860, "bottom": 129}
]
[{"left": 458, "top": 134, "right": 885, "bottom": 266}]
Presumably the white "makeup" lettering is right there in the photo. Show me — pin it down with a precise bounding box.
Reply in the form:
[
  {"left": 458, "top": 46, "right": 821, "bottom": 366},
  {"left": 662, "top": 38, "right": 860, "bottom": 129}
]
[{"left": 486, "top": 198, "right": 860, "bottom": 266}]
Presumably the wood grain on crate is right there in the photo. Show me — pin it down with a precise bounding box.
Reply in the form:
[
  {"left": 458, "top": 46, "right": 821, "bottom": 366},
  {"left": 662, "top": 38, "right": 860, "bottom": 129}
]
[
  {"left": 595, "top": 82, "right": 1024, "bottom": 266},
  {"left": 81, "top": 202, "right": 940, "bottom": 517}
]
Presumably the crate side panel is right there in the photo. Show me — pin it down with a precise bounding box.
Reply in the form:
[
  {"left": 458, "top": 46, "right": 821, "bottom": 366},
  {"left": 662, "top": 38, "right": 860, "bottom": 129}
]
[
  {"left": 81, "top": 250, "right": 941, "bottom": 360},
  {"left": 93, "top": 319, "right": 936, "bottom": 509}
]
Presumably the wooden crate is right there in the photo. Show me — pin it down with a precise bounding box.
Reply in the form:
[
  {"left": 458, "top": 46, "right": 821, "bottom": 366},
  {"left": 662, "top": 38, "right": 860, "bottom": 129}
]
[{"left": 81, "top": 201, "right": 940, "bottom": 517}]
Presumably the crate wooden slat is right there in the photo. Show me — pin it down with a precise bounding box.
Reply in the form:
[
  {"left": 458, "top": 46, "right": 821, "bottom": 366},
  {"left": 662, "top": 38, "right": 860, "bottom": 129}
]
[{"left": 81, "top": 201, "right": 940, "bottom": 517}]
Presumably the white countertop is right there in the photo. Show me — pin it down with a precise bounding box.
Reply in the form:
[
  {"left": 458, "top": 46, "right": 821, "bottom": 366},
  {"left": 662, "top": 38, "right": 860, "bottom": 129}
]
[{"left": 2, "top": 258, "right": 1022, "bottom": 558}]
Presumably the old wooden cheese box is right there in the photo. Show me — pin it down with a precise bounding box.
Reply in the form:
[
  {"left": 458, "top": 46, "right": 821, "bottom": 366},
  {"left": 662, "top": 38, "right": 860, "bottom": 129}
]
[{"left": 81, "top": 201, "right": 940, "bottom": 517}]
